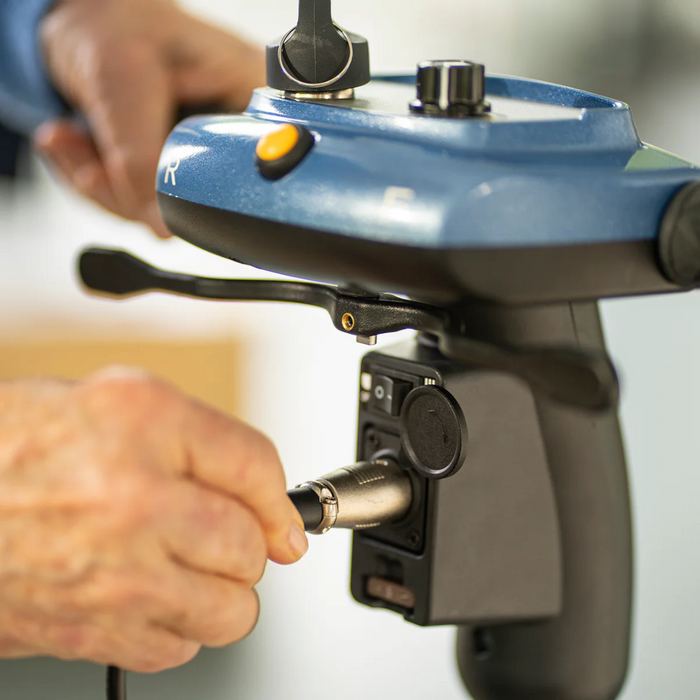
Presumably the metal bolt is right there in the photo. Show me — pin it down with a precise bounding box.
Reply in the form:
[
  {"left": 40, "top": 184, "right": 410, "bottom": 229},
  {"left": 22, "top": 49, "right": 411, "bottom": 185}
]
[{"left": 407, "top": 530, "right": 421, "bottom": 547}]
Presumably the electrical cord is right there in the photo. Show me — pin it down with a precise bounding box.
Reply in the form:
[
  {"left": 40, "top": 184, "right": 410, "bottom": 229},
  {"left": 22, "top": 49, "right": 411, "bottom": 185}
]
[{"left": 107, "top": 666, "right": 126, "bottom": 700}]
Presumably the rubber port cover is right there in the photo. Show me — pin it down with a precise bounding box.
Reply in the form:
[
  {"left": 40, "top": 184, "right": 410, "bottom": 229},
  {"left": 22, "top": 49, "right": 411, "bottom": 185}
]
[{"left": 400, "top": 386, "right": 468, "bottom": 480}]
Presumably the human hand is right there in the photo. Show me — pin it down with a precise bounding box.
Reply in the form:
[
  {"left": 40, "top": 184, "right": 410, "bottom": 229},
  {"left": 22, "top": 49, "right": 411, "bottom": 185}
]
[
  {"left": 0, "top": 368, "right": 306, "bottom": 672},
  {"left": 36, "top": 0, "right": 265, "bottom": 238}
]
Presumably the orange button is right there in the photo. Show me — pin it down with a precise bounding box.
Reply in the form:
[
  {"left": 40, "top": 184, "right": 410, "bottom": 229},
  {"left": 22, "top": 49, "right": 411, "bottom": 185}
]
[{"left": 256, "top": 124, "right": 300, "bottom": 162}]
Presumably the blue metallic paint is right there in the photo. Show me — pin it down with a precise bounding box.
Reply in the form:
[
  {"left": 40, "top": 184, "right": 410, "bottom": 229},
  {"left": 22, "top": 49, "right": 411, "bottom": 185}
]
[{"left": 156, "top": 75, "right": 699, "bottom": 250}]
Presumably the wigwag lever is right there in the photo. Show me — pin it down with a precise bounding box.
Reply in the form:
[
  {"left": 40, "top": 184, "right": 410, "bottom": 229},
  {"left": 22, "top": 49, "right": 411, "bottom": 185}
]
[{"left": 78, "top": 247, "right": 619, "bottom": 412}]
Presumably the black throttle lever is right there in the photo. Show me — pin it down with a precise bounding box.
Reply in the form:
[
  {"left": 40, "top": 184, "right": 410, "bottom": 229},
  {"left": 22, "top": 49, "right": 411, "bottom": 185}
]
[
  {"left": 266, "top": 0, "right": 370, "bottom": 93},
  {"left": 78, "top": 247, "right": 619, "bottom": 412}
]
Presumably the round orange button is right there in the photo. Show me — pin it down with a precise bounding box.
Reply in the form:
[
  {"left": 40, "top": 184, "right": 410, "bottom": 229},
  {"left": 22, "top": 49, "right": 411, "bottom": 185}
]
[{"left": 256, "top": 124, "right": 300, "bottom": 162}]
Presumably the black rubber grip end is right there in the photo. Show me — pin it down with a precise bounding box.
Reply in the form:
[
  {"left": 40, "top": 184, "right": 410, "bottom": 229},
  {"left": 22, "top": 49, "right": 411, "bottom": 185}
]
[
  {"left": 79, "top": 248, "right": 153, "bottom": 297},
  {"left": 288, "top": 486, "right": 323, "bottom": 532},
  {"left": 658, "top": 179, "right": 700, "bottom": 287}
]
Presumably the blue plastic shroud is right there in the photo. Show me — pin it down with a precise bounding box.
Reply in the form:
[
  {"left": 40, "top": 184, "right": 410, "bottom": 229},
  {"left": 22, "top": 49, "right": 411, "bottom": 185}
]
[{"left": 156, "top": 75, "right": 700, "bottom": 305}]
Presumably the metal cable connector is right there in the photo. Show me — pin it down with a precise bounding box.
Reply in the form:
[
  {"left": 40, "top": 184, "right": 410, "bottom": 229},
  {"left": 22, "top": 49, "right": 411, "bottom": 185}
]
[{"left": 289, "top": 459, "right": 413, "bottom": 534}]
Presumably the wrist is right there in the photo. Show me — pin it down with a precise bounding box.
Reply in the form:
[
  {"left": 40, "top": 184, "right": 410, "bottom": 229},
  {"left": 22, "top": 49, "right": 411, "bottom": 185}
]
[{"left": 0, "top": 0, "right": 69, "bottom": 133}]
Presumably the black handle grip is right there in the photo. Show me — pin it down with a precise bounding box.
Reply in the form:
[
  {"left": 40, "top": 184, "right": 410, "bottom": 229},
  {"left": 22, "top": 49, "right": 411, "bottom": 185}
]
[{"left": 456, "top": 302, "right": 632, "bottom": 700}]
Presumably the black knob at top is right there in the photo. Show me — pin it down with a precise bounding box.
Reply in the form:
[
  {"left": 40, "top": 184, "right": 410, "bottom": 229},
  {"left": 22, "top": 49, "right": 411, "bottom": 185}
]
[
  {"left": 410, "top": 60, "right": 491, "bottom": 118},
  {"left": 267, "top": 0, "right": 370, "bottom": 93}
]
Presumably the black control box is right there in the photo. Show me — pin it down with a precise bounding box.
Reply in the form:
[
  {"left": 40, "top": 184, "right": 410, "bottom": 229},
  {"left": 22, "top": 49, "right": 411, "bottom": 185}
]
[{"left": 350, "top": 339, "right": 562, "bottom": 626}]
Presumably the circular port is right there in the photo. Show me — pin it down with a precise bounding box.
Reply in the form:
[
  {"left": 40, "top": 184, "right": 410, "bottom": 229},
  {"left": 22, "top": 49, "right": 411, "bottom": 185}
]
[{"left": 342, "top": 313, "right": 355, "bottom": 331}]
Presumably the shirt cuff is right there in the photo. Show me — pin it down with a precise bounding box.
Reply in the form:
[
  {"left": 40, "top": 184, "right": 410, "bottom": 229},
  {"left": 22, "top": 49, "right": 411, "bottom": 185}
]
[{"left": 0, "top": 0, "right": 69, "bottom": 135}]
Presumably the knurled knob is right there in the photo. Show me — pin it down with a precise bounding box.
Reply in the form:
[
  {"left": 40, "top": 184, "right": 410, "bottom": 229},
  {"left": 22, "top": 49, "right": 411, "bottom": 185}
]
[{"left": 410, "top": 60, "right": 491, "bottom": 118}]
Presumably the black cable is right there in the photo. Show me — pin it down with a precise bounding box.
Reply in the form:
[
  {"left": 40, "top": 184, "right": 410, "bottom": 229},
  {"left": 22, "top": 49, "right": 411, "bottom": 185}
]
[
  {"left": 107, "top": 666, "right": 126, "bottom": 700},
  {"left": 287, "top": 486, "right": 324, "bottom": 531}
]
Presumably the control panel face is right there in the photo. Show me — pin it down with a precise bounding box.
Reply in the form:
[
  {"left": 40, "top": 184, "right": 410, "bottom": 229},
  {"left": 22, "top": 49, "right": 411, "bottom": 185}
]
[
  {"left": 356, "top": 350, "right": 468, "bottom": 560},
  {"left": 357, "top": 361, "right": 436, "bottom": 556}
]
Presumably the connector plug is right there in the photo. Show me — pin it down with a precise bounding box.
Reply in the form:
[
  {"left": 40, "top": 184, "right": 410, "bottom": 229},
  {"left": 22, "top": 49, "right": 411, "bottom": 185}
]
[{"left": 289, "top": 459, "right": 412, "bottom": 535}]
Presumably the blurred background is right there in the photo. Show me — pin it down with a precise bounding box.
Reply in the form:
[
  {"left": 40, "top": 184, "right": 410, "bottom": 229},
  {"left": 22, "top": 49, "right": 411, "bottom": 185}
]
[{"left": 1, "top": 0, "right": 699, "bottom": 698}]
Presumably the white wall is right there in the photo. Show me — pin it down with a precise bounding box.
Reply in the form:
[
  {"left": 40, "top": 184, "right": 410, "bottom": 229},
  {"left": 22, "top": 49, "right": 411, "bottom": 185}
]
[{"left": 1, "top": 1, "right": 699, "bottom": 698}]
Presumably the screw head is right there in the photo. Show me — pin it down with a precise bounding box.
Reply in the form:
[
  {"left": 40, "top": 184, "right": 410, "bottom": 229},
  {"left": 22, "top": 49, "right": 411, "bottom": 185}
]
[
  {"left": 407, "top": 530, "right": 421, "bottom": 547},
  {"left": 367, "top": 432, "right": 381, "bottom": 449}
]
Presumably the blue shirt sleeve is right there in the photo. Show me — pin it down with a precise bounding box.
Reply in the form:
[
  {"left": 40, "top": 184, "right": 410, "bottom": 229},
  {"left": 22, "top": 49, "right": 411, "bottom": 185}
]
[{"left": 0, "top": 0, "right": 67, "bottom": 135}]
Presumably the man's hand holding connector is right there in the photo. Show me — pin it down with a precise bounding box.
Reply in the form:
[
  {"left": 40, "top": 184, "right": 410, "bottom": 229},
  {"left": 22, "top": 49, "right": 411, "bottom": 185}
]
[{"left": 0, "top": 369, "right": 307, "bottom": 672}]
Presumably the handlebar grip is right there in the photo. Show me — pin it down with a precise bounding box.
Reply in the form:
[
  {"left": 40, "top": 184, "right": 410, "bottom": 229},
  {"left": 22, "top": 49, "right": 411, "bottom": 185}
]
[{"left": 456, "top": 301, "right": 632, "bottom": 700}]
